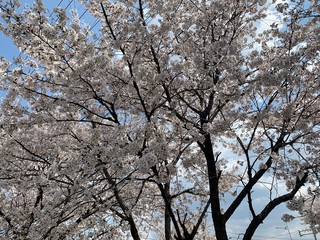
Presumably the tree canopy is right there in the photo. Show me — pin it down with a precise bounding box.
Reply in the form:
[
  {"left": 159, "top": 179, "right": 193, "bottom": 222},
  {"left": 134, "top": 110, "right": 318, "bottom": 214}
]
[{"left": 0, "top": 0, "right": 319, "bottom": 239}]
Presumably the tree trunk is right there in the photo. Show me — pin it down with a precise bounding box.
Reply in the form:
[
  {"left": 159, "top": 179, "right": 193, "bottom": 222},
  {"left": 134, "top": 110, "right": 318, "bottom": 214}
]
[
  {"left": 164, "top": 182, "right": 172, "bottom": 240},
  {"left": 199, "top": 134, "right": 228, "bottom": 240},
  {"left": 128, "top": 218, "right": 141, "bottom": 240}
]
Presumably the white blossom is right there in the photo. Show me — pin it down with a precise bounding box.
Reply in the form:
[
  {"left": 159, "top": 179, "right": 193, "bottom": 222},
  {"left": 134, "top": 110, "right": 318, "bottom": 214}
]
[{"left": 0, "top": 0, "right": 319, "bottom": 239}]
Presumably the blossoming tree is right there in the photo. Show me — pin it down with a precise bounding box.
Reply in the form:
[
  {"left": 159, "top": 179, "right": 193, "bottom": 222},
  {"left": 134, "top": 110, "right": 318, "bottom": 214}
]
[{"left": 0, "top": 0, "right": 319, "bottom": 239}]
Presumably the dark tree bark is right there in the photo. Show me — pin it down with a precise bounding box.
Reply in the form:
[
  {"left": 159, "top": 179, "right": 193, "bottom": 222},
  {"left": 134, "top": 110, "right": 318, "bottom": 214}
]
[
  {"left": 164, "top": 182, "right": 172, "bottom": 240},
  {"left": 199, "top": 134, "right": 228, "bottom": 240}
]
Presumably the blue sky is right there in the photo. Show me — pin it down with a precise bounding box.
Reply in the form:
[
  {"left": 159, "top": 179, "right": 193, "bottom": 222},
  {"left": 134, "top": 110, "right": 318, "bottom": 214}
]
[
  {"left": 0, "top": 0, "right": 318, "bottom": 239},
  {"left": 0, "top": 32, "right": 18, "bottom": 58}
]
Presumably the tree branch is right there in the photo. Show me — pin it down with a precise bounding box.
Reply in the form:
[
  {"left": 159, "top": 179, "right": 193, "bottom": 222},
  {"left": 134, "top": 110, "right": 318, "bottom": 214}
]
[{"left": 243, "top": 172, "right": 309, "bottom": 240}]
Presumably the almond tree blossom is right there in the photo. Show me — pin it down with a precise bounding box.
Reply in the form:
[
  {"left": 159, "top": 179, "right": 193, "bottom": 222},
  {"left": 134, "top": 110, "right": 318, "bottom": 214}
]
[{"left": 0, "top": 0, "right": 319, "bottom": 239}]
